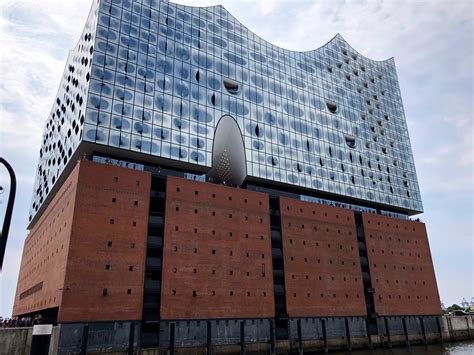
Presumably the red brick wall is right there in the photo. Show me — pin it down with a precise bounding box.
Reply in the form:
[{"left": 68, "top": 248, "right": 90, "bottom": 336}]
[
  {"left": 13, "top": 163, "right": 80, "bottom": 317},
  {"left": 160, "top": 177, "right": 275, "bottom": 320},
  {"left": 57, "top": 160, "right": 151, "bottom": 322},
  {"left": 362, "top": 213, "right": 441, "bottom": 316},
  {"left": 279, "top": 197, "right": 366, "bottom": 317}
]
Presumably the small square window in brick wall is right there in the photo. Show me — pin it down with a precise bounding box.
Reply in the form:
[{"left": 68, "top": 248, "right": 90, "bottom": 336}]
[
  {"left": 279, "top": 196, "right": 366, "bottom": 317},
  {"left": 52, "top": 160, "right": 151, "bottom": 322},
  {"left": 160, "top": 176, "right": 275, "bottom": 320},
  {"left": 362, "top": 213, "right": 441, "bottom": 316}
]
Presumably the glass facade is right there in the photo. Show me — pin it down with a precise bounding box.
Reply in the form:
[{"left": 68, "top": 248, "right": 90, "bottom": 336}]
[{"left": 30, "top": 0, "right": 423, "bottom": 223}]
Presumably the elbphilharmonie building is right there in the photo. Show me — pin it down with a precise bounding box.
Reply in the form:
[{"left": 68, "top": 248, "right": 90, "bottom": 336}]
[{"left": 14, "top": 0, "right": 441, "bottom": 352}]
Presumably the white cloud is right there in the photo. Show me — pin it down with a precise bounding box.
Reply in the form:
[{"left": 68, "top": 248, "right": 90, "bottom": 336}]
[
  {"left": 257, "top": 0, "right": 275, "bottom": 15},
  {"left": 0, "top": 0, "right": 89, "bottom": 317}
]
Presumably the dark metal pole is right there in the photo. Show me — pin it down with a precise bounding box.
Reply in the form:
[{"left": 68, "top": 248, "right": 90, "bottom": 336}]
[
  {"left": 321, "top": 319, "right": 328, "bottom": 353},
  {"left": 436, "top": 316, "right": 443, "bottom": 343},
  {"left": 0, "top": 157, "right": 16, "bottom": 271},
  {"left": 207, "top": 320, "right": 212, "bottom": 355},
  {"left": 169, "top": 323, "right": 175, "bottom": 355},
  {"left": 80, "top": 324, "right": 89, "bottom": 355},
  {"left": 384, "top": 317, "right": 391, "bottom": 348},
  {"left": 402, "top": 317, "right": 410, "bottom": 347},
  {"left": 297, "top": 318, "right": 303, "bottom": 355},
  {"left": 344, "top": 318, "right": 352, "bottom": 351},
  {"left": 420, "top": 317, "right": 427, "bottom": 345},
  {"left": 365, "top": 317, "right": 372, "bottom": 349},
  {"left": 240, "top": 320, "right": 246, "bottom": 355},
  {"left": 128, "top": 322, "right": 135, "bottom": 355},
  {"left": 269, "top": 319, "right": 275, "bottom": 355}
]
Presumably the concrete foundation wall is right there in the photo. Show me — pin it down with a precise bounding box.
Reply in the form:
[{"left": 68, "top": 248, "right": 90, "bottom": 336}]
[
  {"left": 0, "top": 328, "right": 32, "bottom": 355},
  {"left": 0, "top": 316, "right": 472, "bottom": 354},
  {"left": 442, "top": 315, "right": 474, "bottom": 341},
  {"left": 0, "top": 327, "right": 60, "bottom": 355},
  {"left": 57, "top": 321, "right": 139, "bottom": 354},
  {"left": 287, "top": 316, "right": 368, "bottom": 351},
  {"left": 158, "top": 318, "right": 272, "bottom": 348}
]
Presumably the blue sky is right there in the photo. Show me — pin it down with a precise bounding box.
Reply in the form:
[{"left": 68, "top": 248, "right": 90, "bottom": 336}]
[{"left": 0, "top": 0, "right": 472, "bottom": 316}]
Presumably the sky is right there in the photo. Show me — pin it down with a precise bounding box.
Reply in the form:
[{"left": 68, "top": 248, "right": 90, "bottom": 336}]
[{"left": 0, "top": 0, "right": 472, "bottom": 316}]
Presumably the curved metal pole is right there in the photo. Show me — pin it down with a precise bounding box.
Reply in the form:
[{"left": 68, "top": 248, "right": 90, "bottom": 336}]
[{"left": 0, "top": 157, "right": 16, "bottom": 271}]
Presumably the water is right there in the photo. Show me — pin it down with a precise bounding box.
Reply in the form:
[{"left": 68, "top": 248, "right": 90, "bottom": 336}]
[{"left": 328, "top": 341, "right": 474, "bottom": 355}]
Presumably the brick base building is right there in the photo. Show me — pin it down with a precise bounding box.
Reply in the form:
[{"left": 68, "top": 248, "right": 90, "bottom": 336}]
[{"left": 13, "top": 159, "right": 441, "bottom": 351}]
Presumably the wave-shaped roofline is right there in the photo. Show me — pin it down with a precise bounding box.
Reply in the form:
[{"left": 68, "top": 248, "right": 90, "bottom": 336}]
[{"left": 169, "top": 0, "right": 394, "bottom": 63}]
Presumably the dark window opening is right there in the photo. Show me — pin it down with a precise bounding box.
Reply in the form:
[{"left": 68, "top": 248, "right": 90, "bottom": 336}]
[
  {"left": 223, "top": 78, "right": 239, "bottom": 94},
  {"left": 345, "top": 134, "right": 356, "bottom": 148},
  {"left": 326, "top": 100, "right": 338, "bottom": 113}
]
